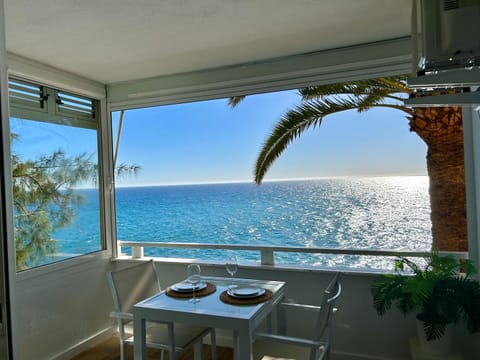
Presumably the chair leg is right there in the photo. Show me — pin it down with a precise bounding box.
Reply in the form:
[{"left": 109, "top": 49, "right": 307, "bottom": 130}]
[
  {"left": 160, "top": 349, "right": 165, "bottom": 360},
  {"left": 210, "top": 328, "right": 217, "bottom": 360},
  {"left": 119, "top": 341, "right": 125, "bottom": 360},
  {"left": 193, "top": 340, "right": 203, "bottom": 360},
  {"left": 117, "top": 321, "right": 126, "bottom": 360},
  {"left": 317, "top": 344, "right": 329, "bottom": 360},
  {"left": 325, "top": 343, "right": 331, "bottom": 360},
  {"left": 168, "top": 323, "right": 176, "bottom": 360}
]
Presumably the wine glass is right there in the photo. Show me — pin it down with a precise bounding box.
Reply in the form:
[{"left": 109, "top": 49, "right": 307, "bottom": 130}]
[
  {"left": 225, "top": 256, "right": 238, "bottom": 289},
  {"left": 187, "top": 263, "right": 201, "bottom": 303}
]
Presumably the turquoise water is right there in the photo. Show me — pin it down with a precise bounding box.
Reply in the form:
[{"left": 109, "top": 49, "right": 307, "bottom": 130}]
[{"left": 52, "top": 176, "right": 432, "bottom": 270}]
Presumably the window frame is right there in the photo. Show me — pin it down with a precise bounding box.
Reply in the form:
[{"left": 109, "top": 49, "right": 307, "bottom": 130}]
[
  {"left": 6, "top": 37, "right": 477, "bottom": 272},
  {"left": 8, "top": 76, "right": 109, "bottom": 272},
  {"left": 105, "top": 38, "right": 476, "bottom": 269},
  {"left": 109, "top": 92, "right": 435, "bottom": 269}
]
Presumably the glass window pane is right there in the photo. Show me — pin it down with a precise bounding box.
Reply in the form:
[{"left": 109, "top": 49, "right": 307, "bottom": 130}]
[
  {"left": 10, "top": 116, "right": 102, "bottom": 271},
  {"left": 112, "top": 88, "right": 433, "bottom": 270}
]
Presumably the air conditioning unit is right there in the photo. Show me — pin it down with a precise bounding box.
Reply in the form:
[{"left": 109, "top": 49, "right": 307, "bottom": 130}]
[{"left": 416, "top": 0, "right": 480, "bottom": 74}]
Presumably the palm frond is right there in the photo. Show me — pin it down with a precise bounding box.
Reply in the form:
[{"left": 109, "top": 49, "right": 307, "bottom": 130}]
[
  {"left": 371, "top": 275, "right": 408, "bottom": 315},
  {"left": 422, "top": 321, "right": 447, "bottom": 341},
  {"left": 375, "top": 77, "right": 412, "bottom": 94},
  {"left": 115, "top": 163, "right": 141, "bottom": 176},
  {"left": 372, "top": 253, "right": 480, "bottom": 341},
  {"left": 228, "top": 96, "right": 246, "bottom": 108},
  {"left": 298, "top": 77, "right": 410, "bottom": 101},
  {"left": 254, "top": 96, "right": 361, "bottom": 184},
  {"left": 444, "top": 277, "right": 480, "bottom": 332},
  {"left": 356, "top": 85, "right": 408, "bottom": 112}
]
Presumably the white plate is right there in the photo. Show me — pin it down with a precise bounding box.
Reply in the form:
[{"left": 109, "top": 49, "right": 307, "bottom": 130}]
[
  {"left": 227, "top": 286, "right": 265, "bottom": 299},
  {"left": 171, "top": 282, "right": 207, "bottom": 293}
]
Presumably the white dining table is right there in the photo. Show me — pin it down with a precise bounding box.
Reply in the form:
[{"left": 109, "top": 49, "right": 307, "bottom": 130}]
[{"left": 133, "top": 276, "right": 286, "bottom": 360}]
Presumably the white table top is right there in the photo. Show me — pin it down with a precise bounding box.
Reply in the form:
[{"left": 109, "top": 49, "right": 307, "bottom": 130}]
[
  {"left": 133, "top": 276, "right": 285, "bottom": 360},
  {"left": 134, "top": 276, "right": 285, "bottom": 321}
]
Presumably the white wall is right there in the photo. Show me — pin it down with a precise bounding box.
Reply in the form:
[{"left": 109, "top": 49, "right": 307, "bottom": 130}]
[
  {"left": 5, "top": 53, "right": 113, "bottom": 360},
  {"left": 151, "top": 260, "right": 415, "bottom": 360},
  {"left": 14, "top": 258, "right": 479, "bottom": 360},
  {"left": 116, "top": 259, "right": 480, "bottom": 360},
  {"left": 0, "top": 0, "right": 16, "bottom": 357},
  {"left": 15, "top": 256, "right": 114, "bottom": 360}
]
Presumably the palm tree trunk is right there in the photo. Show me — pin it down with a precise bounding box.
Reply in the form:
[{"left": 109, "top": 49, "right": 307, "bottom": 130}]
[{"left": 409, "top": 106, "right": 467, "bottom": 251}]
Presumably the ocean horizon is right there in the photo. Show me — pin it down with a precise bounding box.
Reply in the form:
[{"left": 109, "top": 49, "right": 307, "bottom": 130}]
[
  {"left": 51, "top": 175, "right": 432, "bottom": 270},
  {"left": 112, "top": 173, "right": 428, "bottom": 188}
]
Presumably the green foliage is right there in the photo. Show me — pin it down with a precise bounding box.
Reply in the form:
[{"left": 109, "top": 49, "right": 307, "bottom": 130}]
[
  {"left": 12, "top": 132, "right": 141, "bottom": 271},
  {"left": 230, "top": 76, "right": 414, "bottom": 184},
  {"left": 12, "top": 146, "right": 98, "bottom": 270},
  {"left": 115, "top": 163, "right": 141, "bottom": 177},
  {"left": 371, "top": 252, "right": 480, "bottom": 341}
]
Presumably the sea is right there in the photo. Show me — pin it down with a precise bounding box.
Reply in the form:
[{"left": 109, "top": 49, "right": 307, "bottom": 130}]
[{"left": 51, "top": 176, "right": 432, "bottom": 270}]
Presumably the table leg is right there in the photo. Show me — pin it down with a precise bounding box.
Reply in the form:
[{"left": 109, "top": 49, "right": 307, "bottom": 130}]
[
  {"left": 133, "top": 317, "right": 146, "bottom": 360},
  {"left": 236, "top": 328, "right": 253, "bottom": 360},
  {"left": 193, "top": 340, "right": 202, "bottom": 360},
  {"left": 232, "top": 330, "right": 239, "bottom": 360},
  {"left": 168, "top": 323, "right": 176, "bottom": 360}
]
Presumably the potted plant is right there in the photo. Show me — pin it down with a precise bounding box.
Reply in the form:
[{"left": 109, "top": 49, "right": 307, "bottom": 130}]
[{"left": 371, "top": 252, "right": 480, "bottom": 355}]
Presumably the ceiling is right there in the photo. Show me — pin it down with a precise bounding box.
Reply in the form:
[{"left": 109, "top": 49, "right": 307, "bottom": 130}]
[{"left": 4, "top": 0, "right": 413, "bottom": 85}]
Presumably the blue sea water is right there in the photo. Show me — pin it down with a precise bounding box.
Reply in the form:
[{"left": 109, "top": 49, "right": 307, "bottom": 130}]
[{"left": 51, "top": 176, "right": 432, "bottom": 270}]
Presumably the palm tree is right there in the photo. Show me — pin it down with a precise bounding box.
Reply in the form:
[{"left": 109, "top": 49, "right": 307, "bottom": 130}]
[{"left": 229, "top": 77, "right": 466, "bottom": 252}]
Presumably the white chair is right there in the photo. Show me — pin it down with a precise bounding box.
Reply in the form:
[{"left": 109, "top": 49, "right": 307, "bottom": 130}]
[
  {"left": 107, "top": 260, "right": 217, "bottom": 360},
  {"left": 253, "top": 273, "right": 342, "bottom": 360}
]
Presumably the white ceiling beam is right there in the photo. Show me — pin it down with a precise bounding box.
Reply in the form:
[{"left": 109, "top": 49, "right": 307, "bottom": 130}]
[
  {"left": 6, "top": 53, "right": 106, "bottom": 100},
  {"left": 107, "top": 37, "right": 412, "bottom": 111}
]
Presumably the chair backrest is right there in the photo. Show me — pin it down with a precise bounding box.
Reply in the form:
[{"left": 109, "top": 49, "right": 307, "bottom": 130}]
[
  {"left": 313, "top": 272, "right": 342, "bottom": 342},
  {"left": 108, "top": 260, "right": 161, "bottom": 316}
]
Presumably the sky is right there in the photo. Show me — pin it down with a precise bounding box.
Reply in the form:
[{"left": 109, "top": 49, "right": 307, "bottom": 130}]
[
  {"left": 10, "top": 88, "right": 428, "bottom": 187},
  {"left": 111, "top": 89, "right": 427, "bottom": 187}
]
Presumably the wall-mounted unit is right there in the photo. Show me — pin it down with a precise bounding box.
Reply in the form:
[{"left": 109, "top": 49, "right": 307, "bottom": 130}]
[{"left": 415, "top": 0, "right": 480, "bottom": 74}]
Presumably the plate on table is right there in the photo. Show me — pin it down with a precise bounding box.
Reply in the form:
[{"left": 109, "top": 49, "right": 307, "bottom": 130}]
[
  {"left": 171, "top": 282, "right": 207, "bottom": 293},
  {"left": 227, "top": 286, "right": 265, "bottom": 299}
]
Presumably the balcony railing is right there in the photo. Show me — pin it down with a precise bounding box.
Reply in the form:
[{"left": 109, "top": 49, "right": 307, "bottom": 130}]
[{"left": 117, "top": 240, "right": 468, "bottom": 266}]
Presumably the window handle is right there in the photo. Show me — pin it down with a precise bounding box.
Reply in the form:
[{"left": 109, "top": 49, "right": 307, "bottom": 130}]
[{"left": 0, "top": 302, "right": 4, "bottom": 337}]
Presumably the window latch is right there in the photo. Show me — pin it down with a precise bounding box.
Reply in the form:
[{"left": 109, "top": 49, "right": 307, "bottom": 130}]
[{"left": 39, "top": 88, "right": 49, "bottom": 109}]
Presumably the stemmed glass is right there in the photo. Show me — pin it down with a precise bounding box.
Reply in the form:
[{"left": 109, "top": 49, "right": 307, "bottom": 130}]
[
  {"left": 225, "top": 255, "right": 238, "bottom": 289},
  {"left": 187, "top": 263, "right": 201, "bottom": 303}
]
